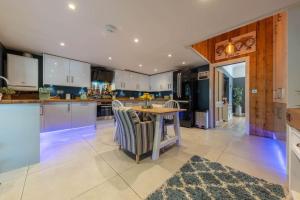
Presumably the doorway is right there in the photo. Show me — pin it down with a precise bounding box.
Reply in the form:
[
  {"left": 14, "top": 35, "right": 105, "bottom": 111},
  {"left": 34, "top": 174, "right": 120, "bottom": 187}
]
[{"left": 210, "top": 57, "right": 250, "bottom": 135}]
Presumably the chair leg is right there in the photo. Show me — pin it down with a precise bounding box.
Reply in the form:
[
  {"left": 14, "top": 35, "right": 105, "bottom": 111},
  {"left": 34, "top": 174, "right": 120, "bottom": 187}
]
[
  {"left": 136, "top": 155, "right": 140, "bottom": 164},
  {"left": 118, "top": 145, "right": 121, "bottom": 150}
]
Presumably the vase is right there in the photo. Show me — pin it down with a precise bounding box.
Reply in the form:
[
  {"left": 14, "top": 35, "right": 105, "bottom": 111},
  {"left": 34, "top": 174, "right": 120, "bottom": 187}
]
[
  {"left": 235, "top": 105, "right": 242, "bottom": 116},
  {"left": 142, "top": 100, "right": 152, "bottom": 109}
]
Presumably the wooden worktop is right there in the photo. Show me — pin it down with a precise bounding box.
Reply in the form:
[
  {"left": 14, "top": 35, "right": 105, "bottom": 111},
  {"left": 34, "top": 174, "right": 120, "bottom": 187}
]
[
  {"left": 131, "top": 106, "right": 186, "bottom": 114},
  {"left": 0, "top": 99, "right": 96, "bottom": 104},
  {"left": 287, "top": 108, "right": 300, "bottom": 131},
  {"left": 0, "top": 98, "right": 169, "bottom": 104},
  {"left": 96, "top": 98, "right": 169, "bottom": 103}
]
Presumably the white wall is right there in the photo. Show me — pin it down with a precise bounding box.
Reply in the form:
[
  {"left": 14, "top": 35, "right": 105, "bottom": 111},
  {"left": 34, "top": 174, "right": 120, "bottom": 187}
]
[{"left": 288, "top": 4, "right": 300, "bottom": 108}]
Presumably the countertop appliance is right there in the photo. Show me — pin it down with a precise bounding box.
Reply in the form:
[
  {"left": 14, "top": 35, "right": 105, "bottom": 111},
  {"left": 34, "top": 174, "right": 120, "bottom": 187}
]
[
  {"left": 91, "top": 67, "right": 114, "bottom": 82},
  {"left": 173, "top": 70, "right": 196, "bottom": 127}
]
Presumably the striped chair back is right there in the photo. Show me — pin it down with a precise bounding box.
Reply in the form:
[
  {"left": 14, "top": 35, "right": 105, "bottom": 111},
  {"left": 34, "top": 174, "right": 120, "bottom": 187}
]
[
  {"left": 112, "top": 100, "right": 124, "bottom": 110},
  {"left": 164, "top": 100, "right": 180, "bottom": 120},
  {"left": 112, "top": 100, "right": 124, "bottom": 143},
  {"left": 114, "top": 108, "right": 140, "bottom": 154}
]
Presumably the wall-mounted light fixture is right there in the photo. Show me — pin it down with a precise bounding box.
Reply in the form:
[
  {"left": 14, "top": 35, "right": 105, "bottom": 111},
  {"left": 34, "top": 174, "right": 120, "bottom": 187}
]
[{"left": 225, "top": 40, "right": 235, "bottom": 56}]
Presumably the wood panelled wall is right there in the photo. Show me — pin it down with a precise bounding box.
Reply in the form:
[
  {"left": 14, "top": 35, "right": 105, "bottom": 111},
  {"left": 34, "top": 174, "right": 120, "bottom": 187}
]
[{"left": 192, "top": 16, "right": 284, "bottom": 139}]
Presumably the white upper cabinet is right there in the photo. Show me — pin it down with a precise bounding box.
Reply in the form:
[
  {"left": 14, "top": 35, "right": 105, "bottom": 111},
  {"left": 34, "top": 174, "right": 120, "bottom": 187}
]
[
  {"left": 113, "top": 70, "right": 126, "bottom": 90},
  {"left": 7, "top": 54, "right": 38, "bottom": 91},
  {"left": 113, "top": 70, "right": 173, "bottom": 92},
  {"left": 43, "top": 54, "right": 70, "bottom": 86},
  {"left": 150, "top": 72, "right": 173, "bottom": 92},
  {"left": 69, "top": 60, "right": 91, "bottom": 88},
  {"left": 139, "top": 74, "right": 150, "bottom": 91},
  {"left": 43, "top": 54, "right": 91, "bottom": 88},
  {"left": 150, "top": 75, "right": 159, "bottom": 91}
]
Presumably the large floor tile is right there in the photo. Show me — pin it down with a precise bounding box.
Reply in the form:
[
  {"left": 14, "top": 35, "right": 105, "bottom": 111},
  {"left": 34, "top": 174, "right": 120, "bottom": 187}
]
[
  {"left": 224, "top": 135, "right": 287, "bottom": 174},
  {"left": 0, "top": 166, "right": 28, "bottom": 183},
  {"left": 120, "top": 162, "right": 173, "bottom": 199},
  {"left": 28, "top": 140, "right": 96, "bottom": 174},
  {"left": 0, "top": 177, "right": 25, "bottom": 200},
  {"left": 84, "top": 138, "right": 118, "bottom": 154},
  {"left": 22, "top": 156, "right": 117, "bottom": 200},
  {"left": 100, "top": 150, "right": 137, "bottom": 174},
  {"left": 73, "top": 176, "right": 141, "bottom": 200},
  {"left": 218, "top": 152, "right": 288, "bottom": 186}
]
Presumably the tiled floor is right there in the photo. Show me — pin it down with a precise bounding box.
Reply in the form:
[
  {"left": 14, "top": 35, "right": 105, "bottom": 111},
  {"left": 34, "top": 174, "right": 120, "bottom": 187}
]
[{"left": 0, "top": 119, "right": 287, "bottom": 200}]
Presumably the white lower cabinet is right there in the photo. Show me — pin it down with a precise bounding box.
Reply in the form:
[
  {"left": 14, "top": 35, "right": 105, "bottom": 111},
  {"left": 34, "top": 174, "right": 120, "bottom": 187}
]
[
  {"left": 71, "top": 102, "right": 96, "bottom": 128},
  {"left": 41, "top": 102, "right": 96, "bottom": 132},
  {"left": 43, "top": 103, "right": 72, "bottom": 132}
]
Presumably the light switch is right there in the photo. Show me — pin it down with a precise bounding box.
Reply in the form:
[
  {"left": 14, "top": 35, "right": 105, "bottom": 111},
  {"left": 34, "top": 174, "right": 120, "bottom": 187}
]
[{"left": 251, "top": 89, "right": 258, "bottom": 94}]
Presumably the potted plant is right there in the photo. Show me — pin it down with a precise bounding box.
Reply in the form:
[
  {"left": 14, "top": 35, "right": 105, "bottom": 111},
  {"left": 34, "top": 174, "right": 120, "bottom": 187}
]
[
  {"left": 0, "top": 87, "right": 16, "bottom": 100},
  {"left": 39, "top": 87, "right": 51, "bottom": 100},
  {"left": 233, "top": 87, "right": 243, "bottom": 116}
]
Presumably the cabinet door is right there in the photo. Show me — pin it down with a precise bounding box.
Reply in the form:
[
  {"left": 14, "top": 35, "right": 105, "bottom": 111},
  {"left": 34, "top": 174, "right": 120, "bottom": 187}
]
[
  {"left": 125, "top": 72, "right": 136, "bottom": 91},
  {"left": 163, "top": 72, "right": 173, "bottom": 91},
  {"left": 69, "top": 60, "right": 91, "bottom": 88},
  {"left": 43, "top": 54, "right": 70, "bottom": 86},
  {"left": 7, "top": 54, "right": 38, "bottom": 90},
  {"left": 140, "top": 75, "right": 150, "bottom": 91},
  {"left": 150, "top": 75, "right": 157, "bottom": 91},
  {"left": 43, "top": 103, "right": 71, "bottom": 132},
  {"left": 113, "top": 70, "right": 124, "bottom": 90},
  {"left": 168, "top": 72, "right": 173, "bottom": 91},
  {"left": 71, "top": 102, "right": 96, "bottom": 128}
]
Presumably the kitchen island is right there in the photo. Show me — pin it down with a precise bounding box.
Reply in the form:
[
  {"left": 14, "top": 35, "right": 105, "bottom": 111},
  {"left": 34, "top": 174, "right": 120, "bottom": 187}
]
[{"left": 0, "top": 99, "right": 96, "bottom": 173}]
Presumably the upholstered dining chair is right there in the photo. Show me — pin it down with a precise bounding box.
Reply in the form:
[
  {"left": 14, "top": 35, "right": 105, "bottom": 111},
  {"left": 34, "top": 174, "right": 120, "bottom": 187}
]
[
  {"left": 112, "top": 100, "right": 124, "bottom": 143},
  {"left": 163, "top": 100, "right": 180, "bottom": 138},
  {"left": 114, "top": 107, "right": 155, "bottom": 163}
]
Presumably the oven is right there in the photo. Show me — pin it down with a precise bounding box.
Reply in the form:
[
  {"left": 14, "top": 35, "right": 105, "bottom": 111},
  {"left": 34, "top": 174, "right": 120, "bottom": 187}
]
[{"left": 97, "top": 101, "right": 113, "bottom": 120}]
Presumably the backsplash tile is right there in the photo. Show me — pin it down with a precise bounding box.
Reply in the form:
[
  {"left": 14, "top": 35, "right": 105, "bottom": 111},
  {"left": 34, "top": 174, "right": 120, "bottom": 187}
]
[{"left": 44, "top": 85, "right": 87, "bottom": 98}]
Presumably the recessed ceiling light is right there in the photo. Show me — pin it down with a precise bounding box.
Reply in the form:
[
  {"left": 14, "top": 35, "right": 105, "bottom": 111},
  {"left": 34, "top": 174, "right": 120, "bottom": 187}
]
[
  {"left": 108, "top": 57, "right": 112, "bottom": 61},
  {"left": 68, "top": 3, "right": 76, "bottom": 10},
  {"left": 182, "top": 61, "right": 186, "bottom": 65},
  {"left": 60, "top": 42, "right": 65, "bottom": 47},
  {"left": 168, "top": 54, "right": 172, "bottom": 58},
  {"left": 138, "top": 64, "right": 143, "bottom": 67},
  {"left": 154, "top": 68, "right": 158, "bottom": 72},
  {"left": 134, "top": 38, "right": 139, "bottom": 43}
]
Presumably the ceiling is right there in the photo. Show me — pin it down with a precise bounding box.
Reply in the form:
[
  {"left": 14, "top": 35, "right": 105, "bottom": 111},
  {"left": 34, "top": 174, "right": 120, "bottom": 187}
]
[{"left": 0, "top": 0, "right": 299, "bottom": 75}]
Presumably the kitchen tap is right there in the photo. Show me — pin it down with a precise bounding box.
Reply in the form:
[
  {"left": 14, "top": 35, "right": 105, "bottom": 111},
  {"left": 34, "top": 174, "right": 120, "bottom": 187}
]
[{"left": 0, "top": 76, "right": 9, "bottom": 85}]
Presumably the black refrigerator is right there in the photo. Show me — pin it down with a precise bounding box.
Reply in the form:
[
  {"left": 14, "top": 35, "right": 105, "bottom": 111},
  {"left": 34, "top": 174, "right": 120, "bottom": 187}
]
[{"left": 173, "top": 70, "right": 196, "bottom": 128}]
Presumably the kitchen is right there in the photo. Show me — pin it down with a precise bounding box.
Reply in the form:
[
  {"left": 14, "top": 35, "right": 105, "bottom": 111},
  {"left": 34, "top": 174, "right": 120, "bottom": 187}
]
[
  {"left": 0, "top": 48, "right": 210, "bottom": 173},
  {"left": 1, "top": 1, "right": 299, "bottom": 199}
]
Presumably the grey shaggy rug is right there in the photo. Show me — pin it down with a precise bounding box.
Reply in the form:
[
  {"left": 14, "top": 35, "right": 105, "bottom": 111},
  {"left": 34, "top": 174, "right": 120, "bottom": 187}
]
[{"left": 147, "top": 155, "right": 286, "bottom": 200}]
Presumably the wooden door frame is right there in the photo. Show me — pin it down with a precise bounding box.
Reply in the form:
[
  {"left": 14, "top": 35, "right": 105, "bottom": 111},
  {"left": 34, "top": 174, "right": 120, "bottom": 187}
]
[{"left": 209, "top": 57, "right": 250, "bottom": 134}]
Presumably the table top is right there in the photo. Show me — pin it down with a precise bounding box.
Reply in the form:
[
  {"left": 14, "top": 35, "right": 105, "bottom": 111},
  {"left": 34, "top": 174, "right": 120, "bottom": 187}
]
[{"left": 131, "top": 106, "right": 186, "bottom": 114}]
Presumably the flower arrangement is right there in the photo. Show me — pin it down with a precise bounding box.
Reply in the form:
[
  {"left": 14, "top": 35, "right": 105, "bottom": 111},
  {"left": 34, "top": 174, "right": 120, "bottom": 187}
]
[{"left": 140, "top": 93, "right": 153, "bottom": 109}]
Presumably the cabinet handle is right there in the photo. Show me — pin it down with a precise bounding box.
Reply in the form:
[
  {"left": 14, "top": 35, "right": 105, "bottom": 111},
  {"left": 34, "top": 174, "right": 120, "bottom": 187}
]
[
  {"left": 71, "top": 76, "right": 74, "bottom": 83},
  {"left": 67, "top": 76, "right": 69, "bottom": 83},
  {"left": 68, "top": 104, "right": 71, "bottom": 112},
  {"left": 40, "top": 105, "right": 44, "bottom": 116}
]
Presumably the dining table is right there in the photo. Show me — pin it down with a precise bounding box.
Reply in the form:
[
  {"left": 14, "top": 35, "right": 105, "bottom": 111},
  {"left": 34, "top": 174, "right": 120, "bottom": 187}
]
[{"left": 131, "top": 106, "right": 186, "bottom": 160}]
